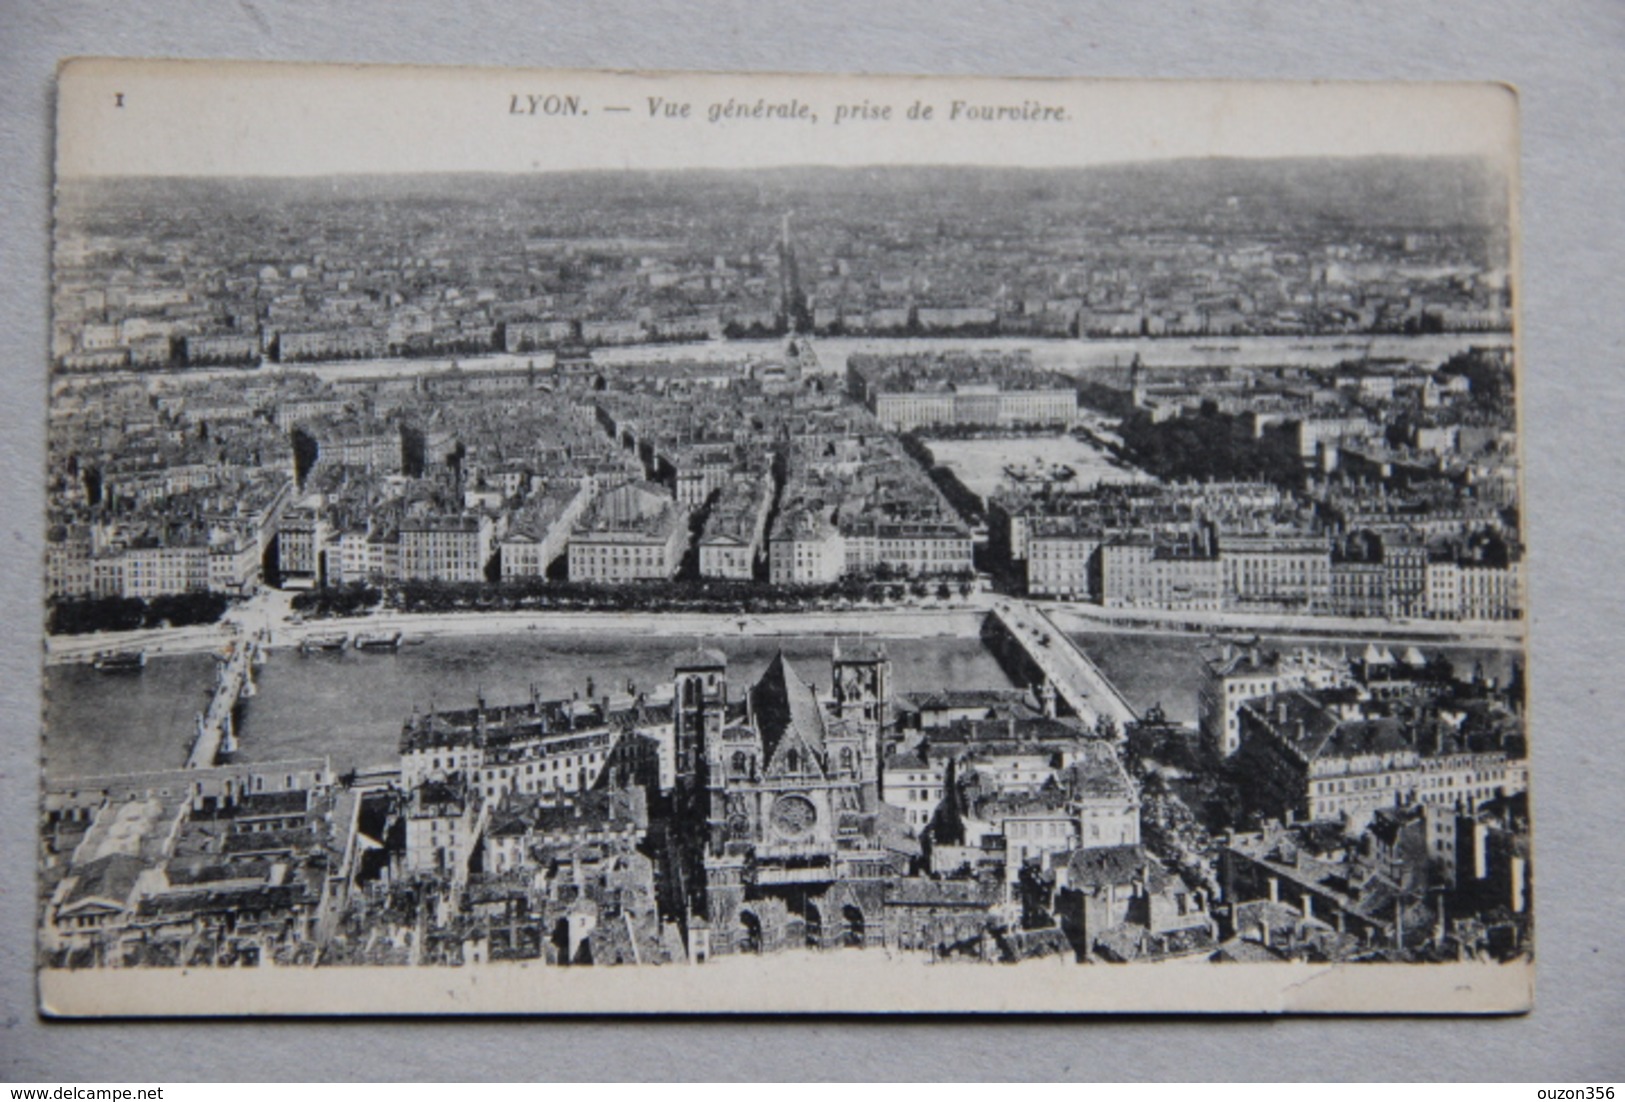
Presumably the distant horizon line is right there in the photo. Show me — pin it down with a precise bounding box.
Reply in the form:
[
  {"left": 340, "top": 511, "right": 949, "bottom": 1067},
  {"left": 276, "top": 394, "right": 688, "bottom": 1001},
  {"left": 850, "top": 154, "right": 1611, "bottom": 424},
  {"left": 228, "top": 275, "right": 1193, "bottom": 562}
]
[{"left": 57, "top": 151, "right": 1505, "bottom": 183}]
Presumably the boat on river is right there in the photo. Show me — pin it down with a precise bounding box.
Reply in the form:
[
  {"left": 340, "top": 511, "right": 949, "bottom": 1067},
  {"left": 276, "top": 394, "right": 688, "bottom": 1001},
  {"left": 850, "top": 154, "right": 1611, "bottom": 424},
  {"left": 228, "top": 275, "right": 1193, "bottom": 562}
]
[
  {"left": 353, "top": 630, "right": 403, "bottom": 652},
  {"left": 299, "top": 632, "right": 350, "bottom": 654},
  {"left": 91, "top": 649, "right": 147, "bottom": 672}
]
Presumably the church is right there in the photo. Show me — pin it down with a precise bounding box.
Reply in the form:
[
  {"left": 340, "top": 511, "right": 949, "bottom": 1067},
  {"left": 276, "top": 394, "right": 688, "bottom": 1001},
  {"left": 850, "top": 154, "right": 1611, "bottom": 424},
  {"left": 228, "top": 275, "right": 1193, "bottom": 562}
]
[{"left": 669, "top": 643, "right": 915, "bottom": 959}]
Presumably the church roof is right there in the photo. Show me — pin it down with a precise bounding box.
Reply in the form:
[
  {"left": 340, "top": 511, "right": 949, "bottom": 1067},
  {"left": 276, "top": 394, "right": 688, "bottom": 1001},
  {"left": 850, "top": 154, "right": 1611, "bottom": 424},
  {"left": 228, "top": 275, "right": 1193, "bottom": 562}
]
[{"left": 750, "top": 652, "right": 829, "bottom": 770}]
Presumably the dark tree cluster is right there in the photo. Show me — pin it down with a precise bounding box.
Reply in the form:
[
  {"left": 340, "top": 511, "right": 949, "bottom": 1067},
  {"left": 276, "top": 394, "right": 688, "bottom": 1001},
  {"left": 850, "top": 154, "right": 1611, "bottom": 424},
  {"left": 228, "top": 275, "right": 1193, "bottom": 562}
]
[
  {"left": 290, "top": 583, "right": 382, "bottom": 618},
  {"left": 48, "top": 591, "right": 230, "bottom": 635},
  {"left": 284, "top": 571, "right": 976, "bottom": 619},
  {"left": 1118, "top": 404, "right": 1303, "bottom": 488},
  {"left": 1439, "top": 347, "right": 1516, "bottom": 413},
  {"left": 897, "top": 432, "right": 986, "bottom": 522},
  {"left": 1074, "top": 380, "right": 1137, "bottom": 419}
]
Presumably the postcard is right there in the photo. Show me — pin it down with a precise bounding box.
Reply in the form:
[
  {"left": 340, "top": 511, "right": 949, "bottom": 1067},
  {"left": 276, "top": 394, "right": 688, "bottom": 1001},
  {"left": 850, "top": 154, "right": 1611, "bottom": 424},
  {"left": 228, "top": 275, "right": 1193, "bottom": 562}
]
[{"left": 40, "top": 59, "right": 1528, "bottom": 1015}]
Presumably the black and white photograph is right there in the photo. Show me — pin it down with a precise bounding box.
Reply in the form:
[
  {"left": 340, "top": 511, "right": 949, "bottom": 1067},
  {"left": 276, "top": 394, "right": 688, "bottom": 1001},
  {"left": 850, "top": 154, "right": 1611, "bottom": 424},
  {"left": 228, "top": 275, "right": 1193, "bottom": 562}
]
[{"left": 38, "top": 60, "right": 1529, "bottom": 1016}]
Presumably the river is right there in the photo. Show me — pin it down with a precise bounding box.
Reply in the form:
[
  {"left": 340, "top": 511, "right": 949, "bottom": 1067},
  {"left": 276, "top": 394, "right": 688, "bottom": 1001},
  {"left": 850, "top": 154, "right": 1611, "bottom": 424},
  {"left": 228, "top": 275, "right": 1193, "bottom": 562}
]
[
  {"left": 44, "top": 633, "right": 1012, "bottom": 779},
  {"left": 60, "top": 332, "right": 1509, "bottom": 394},
  {"left": 803, "top": 333, "right": 1508, "bottom": 377},
  {"left": 42, "top": 627, "right": 1519, "bottom": 781}
]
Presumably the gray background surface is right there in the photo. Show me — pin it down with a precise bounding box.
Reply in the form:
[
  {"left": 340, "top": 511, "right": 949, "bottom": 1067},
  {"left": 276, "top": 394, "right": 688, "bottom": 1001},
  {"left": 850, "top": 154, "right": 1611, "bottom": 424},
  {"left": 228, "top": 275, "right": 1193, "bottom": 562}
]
[{"left": 2, "top": 0, "right": 1621, "bottom": 1081}]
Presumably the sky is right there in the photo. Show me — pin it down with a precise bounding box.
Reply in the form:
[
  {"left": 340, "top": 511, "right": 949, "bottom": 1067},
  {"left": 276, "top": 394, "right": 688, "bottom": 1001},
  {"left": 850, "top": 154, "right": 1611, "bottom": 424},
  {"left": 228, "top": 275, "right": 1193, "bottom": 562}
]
[{"left": 56, "top": 59, "right": 1518, "bottom": 179}]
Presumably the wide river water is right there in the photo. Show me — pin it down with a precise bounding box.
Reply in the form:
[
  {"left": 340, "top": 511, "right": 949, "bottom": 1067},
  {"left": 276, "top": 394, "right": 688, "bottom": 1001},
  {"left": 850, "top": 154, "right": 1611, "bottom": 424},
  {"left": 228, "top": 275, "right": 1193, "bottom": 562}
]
[
  {"left": 43, "top": 629, "right": 1520, "bottom": 781},
  {"left": 93, "top": 332, "right": 1509, "bottom": 391}
]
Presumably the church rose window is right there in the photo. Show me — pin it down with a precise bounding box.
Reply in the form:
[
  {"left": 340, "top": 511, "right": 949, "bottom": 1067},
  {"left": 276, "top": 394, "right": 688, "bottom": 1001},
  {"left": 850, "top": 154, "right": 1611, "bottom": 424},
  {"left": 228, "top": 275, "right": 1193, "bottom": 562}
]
[{"left": 770, "top": 794, "right": 817, "bottom": 838}]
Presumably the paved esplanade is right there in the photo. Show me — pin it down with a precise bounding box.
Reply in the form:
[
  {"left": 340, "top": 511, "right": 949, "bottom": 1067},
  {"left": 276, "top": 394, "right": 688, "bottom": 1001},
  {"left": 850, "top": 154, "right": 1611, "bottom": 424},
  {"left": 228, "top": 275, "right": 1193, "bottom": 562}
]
[{"left": 992, "top": 600, "right": 1139, "bottom": 732}]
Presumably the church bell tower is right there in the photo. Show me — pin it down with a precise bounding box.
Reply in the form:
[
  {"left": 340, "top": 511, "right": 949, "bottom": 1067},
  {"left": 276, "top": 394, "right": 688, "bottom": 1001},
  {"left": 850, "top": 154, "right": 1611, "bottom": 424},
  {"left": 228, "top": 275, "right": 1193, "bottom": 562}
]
[
  {"left": 831, "top": 640, "right": 890, "bottom": 800},
  {"left": 673, "top": 647, "right": 728, "bottom": 789}
]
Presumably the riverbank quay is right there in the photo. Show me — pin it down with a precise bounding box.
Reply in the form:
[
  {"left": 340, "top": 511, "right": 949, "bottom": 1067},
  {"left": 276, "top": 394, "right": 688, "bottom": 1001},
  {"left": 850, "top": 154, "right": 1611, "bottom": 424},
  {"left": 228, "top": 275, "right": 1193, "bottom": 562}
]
[
  {"left": 1045, "top": 600, "right": 1524, "bottom": 648},
  {"left": 45, "top": 590, "right": 1523, "bottom": 667},
  {"left": 45, "top": 604, "right": 995, "bottom": 666}
]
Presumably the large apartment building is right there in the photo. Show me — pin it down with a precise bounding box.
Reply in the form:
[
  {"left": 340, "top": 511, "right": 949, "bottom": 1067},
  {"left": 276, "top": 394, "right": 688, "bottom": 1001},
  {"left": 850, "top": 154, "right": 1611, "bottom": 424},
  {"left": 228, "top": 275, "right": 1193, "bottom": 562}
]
[
  {"left": 847, "top": 358, "right": 1077, "bottom": 432},
  {"left": 566, "top": 482, "right": 691, "bottom": 582},
  {"left": 398, "top": 513, "right": 495, "bottom": 583}
]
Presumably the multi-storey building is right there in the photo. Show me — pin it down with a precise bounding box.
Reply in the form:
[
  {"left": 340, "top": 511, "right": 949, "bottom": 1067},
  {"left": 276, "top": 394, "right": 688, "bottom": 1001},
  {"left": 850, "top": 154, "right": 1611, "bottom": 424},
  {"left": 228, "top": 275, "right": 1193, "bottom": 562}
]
[
  {"left": 313, "top": 424, "right": 400, "bottom": 472},
  {"left": 1294, "top": 415, "right": 1379, "bottom": 460},
  {"left": 275, "top": 328, "right": 385, "bottom": 363},
  {"left": 767, "top": 508, "right": 845, "bottom": 585},
  {"left": 183, "top": 332, "right": 259, "bottom": 366},
  {"left": 1197, "top": 642, "right": 1350, "bottom": 759},
  {"left": 880, "top": 756, "right": 947, "bottom": 831},
  {"left": 498, "top": 483, "right": 594, "bottom": 581},
  {"left": 697, "top": 473, "right": 774, "bottom": 580},
  {"left": 206, "top": 529, "right": 263, "bottom": 596},
  {"left": 41, "top": 758, "right": 337, "bottom": 958},
  {"left": 483, "top": 787, "right": 649, "bottom": 878},
  {"left": 1025, "top": 518, "right": 1106, "bottom": 599},
  {"left": 1426, "top": 559, "right": 1523, "bottom": 621},
  {"left": 671, "top": 446, "right": 739, "bottom": 507},
  {"left": 929, "top": 736, "right": 1140, "bottom": 886},
  {"left": 503, "top": 320, "right": 576, "bottom": 352},
  {"left": 121, "top": 544, "right": 210, "bottom": 598},
  {"left": 89, "top": 555, "right": 126, "bottom": 598},
  {"left": 401, "top": 690, "right": 675, "bottom": 806},
  {"left": 1100, "top": 537, "right": 1225, "bottom": 610},
  {"left": 398, "top": 513, "right": 494, "bottom": 583},
  {"left": 274, "top": 397, "right": 348, "bottom": 433},
  {"left": 847, "top": 356, "right": 1077, "bottom": 432},
  {"left": 1234, "top": 687, "right": 1528, "bottom": 831},
  {"left": 45, "top": 530, "right": 94, "bottom": 598},
  {"left": 566, "top": 482, "right": 690, "bottom": 582},
  {"left": 330, "top": 529, "right": 372, "bottom": 586},
  {"left": 1383, "top": 539, "right": 1429, "bottom": 619},
  {"left": 404, "top": 778, "right": 479, "bottom": 883},
  {"left": 1329, "top": 557, "right": 1387, "bottom": 618},
  {"left": 1220, "top": 530, "right": 1332, "bottom": 612},
  {"left": 367, "top": 532, "right": 400, "bottom": 581},
  {"left": 842, "top": 520, "right": 975, "bottom": 579},
  {"left": 277, "top": 507, "right": 327, "bottom": 584},
  {"left": 579, "top": 319, "right": 646, "bottom": 346}
]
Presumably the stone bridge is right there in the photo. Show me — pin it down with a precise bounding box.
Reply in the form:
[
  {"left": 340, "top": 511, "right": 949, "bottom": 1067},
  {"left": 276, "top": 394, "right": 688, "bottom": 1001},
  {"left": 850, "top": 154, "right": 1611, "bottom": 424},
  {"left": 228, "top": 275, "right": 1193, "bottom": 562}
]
[{"left": 984, "top": 601, "right": 1139, "bottom": 734}]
